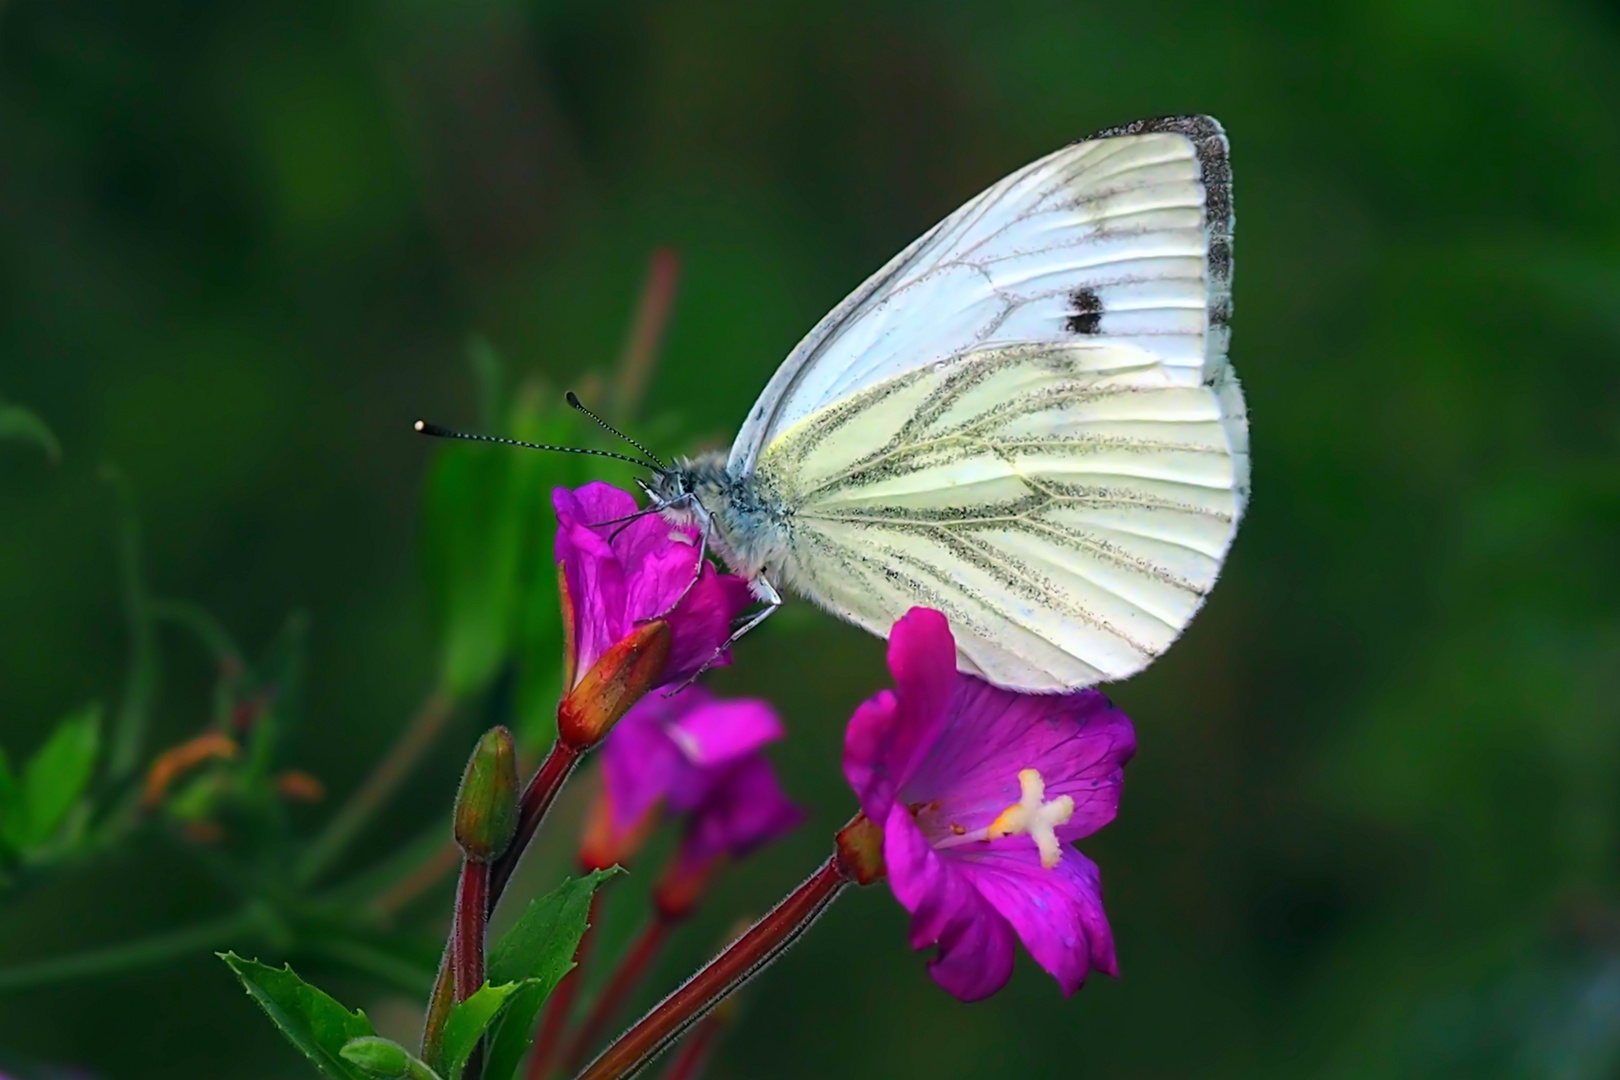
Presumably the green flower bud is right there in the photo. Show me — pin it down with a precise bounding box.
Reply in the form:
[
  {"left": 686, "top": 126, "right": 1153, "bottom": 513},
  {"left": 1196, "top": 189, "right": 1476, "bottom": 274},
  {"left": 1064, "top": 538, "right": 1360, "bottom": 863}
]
[
  {"left": 339, "top": 1036, "right": 438, "bottom": 1080},
  {"left": 454, "top": 725, "right": 519, "bottom": 861}
]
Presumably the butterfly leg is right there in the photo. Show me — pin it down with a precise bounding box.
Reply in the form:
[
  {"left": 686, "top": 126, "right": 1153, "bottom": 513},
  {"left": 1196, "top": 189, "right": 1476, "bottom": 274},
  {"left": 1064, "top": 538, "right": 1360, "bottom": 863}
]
[
  {"left": 642, "top": 496, "right": 711, "bottom": 622},
  {"left": 667, "top": 576, "right": 781, "bottom": 693}
]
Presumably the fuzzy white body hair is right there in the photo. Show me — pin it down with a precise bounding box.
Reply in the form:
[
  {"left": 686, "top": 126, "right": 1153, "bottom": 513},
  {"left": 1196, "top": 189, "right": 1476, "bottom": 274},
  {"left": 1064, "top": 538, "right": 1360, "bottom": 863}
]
[{"left": 653, "top": 451, "right": 795, "bottom": 600}]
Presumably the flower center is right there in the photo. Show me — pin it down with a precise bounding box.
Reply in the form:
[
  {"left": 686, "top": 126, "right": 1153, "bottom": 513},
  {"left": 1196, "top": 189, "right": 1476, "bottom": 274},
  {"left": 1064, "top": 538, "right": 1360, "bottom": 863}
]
[
  {"left": 989, "top": 768, "right": 1074, "bottom": 869},
  {"left": 929, "top": 768, "right": 1074, "bottom": 869}
]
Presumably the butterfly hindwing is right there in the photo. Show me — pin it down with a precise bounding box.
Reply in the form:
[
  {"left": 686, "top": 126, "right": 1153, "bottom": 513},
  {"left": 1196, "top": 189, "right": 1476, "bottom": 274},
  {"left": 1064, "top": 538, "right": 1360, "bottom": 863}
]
[{"left": 756, "top": 342, "right": 1242, "bottom": 691}]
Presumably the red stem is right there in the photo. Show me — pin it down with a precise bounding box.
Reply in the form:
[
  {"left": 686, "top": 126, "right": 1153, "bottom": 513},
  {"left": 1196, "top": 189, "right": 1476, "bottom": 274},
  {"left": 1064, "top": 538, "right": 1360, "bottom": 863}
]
[
  {"left": 525, "top": 894, "right": 602, "bottom": 1080},
  {"left": 574, "top": 858, "right": 850, "bottom": 1080},
  {"left": 489, "top": 740, "right": 583, "bottom": 915},
  {"left": 455, "top": 859, "right": 489, "bottom": 1000},
  {"left": 564, "top": 917, "right": 669, "bottom": 1073}
]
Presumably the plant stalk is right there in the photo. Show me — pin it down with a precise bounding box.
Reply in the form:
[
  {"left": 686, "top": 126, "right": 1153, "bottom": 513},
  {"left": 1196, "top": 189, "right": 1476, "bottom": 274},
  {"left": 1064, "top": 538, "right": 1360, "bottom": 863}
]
[
  {"left": 487, "top": 739, "right": 582, "bottom": 914},
  {"left": 562, "top": 916, "right": 668, "bottom": 1073},
  {"left": 0, "top": 909, "right": 259, "bottom": 992},
  {"left": 299, "top": 689, "right": 456, "bottom": 884},
  {"left": 574, "top": 857, "right": 850, "bottom": 1080},
  {"left": 454, "top": 859, "right": 489, "bottom": 1001}
]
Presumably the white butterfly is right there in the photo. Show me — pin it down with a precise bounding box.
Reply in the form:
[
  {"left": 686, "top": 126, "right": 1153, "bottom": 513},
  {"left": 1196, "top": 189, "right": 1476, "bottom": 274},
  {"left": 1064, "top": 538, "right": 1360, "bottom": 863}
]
[{"left": 648, "top": 115, "right": 1248, "bottom": 693}]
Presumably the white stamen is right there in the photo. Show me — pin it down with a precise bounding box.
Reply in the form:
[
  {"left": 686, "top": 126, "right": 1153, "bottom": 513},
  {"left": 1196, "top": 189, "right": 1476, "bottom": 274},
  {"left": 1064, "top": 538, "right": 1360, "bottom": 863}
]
[{"left": 987, "top": 768, "right": 1074, "bottom": 869}]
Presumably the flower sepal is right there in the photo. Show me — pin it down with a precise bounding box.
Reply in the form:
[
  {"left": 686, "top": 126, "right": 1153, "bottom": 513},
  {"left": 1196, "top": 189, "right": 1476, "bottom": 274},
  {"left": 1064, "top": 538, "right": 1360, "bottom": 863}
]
[
  {"left": 834, "top": 814, "right": 887, "bottom": 886},
  {"left": 557, "top": 619, "right": 673, "bottom": 750}
]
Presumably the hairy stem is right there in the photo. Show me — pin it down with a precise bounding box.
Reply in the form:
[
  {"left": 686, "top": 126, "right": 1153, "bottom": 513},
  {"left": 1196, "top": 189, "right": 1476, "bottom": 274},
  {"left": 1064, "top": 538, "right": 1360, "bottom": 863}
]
[
  {"left": 574, "top": 858, "right": 849, "bottom": 1080},
  {"left": 422, "top": 939, "right": 456, "bottom": 1067},
  {"left": 487, "top": 739, "right": 582, "bottom": 915},
  {"left": 563, "top": 917, "right": 668, "bottom": 1073},
  {"left": 454, "top": 860, "right": 489, "bottom": 1001}
]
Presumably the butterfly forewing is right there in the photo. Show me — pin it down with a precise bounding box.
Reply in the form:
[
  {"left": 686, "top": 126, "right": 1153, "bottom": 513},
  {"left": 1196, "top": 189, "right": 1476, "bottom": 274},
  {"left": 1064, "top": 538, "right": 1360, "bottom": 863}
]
[{"left": 730, "top": 117, "right": 1237, "bottom": 477}]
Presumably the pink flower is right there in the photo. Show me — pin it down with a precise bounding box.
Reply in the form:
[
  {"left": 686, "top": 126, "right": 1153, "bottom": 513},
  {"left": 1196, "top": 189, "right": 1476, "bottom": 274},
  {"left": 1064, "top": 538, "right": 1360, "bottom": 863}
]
[
  {"left": 587, "top": 687, "right": 802, "bottom": 901},
  {"left": 843, "top": 608, "right": 1135, "bottom": 1001},
  {"left": 553, "top": 483, "right": 752, "bottom": 690}
]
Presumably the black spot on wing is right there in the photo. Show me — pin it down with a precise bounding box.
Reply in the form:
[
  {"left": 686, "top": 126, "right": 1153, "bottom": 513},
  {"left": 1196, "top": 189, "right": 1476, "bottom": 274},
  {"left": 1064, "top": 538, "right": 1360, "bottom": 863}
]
[{"left": 1066, "top": 287, "right": 1104, "bottom": 335}]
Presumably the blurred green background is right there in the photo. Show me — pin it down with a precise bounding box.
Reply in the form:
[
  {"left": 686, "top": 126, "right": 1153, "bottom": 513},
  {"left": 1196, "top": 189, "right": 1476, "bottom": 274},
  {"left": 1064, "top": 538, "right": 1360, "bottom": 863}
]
[{"left": 3, "top": 0, "right": 1620, "bottom": 1077}]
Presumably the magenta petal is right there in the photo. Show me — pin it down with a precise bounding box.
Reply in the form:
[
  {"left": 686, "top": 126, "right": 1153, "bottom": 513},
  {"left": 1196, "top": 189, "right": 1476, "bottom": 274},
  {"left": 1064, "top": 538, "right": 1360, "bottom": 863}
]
[
  {"left": 553, "top": 486, "right": 632, "bottom": 680},
  {"left": 842, "top": 690, "right": 901, "bottom": 822},
  {"left": 601, "top": 692, "right": 695, "bottom": 832},
  {"left": 623, "top": 534, "right": 702, "bottom": 625},
  {"left": 612, "top": 504, "right": 698, "bottom": 570},
  {"left": 679, "top": 755, "right": 804, "bottom": 868},
  {"left": 884, "top": 803, "right": 1016, "bottom": 1001},
  {"left": 667, "top": 698, "right": 784, "bottom": 769},
  {"left": 552, "top": 482, "right": 753, "bottom": 692},
  {"left": 927, "top": 890, "right": 1019, "bottom": 1002},
  {"left": 562, "top": 481, "right": 641, "bottom": 528},
  {"left": 661, "top": 569, "right": 752, "bottom": 683},
  {"left": 904, "top": 682, "right": 1135, "bottom": 843},
  {"left": 840, "top": 609, "right": 959, "bottom": 823},
  {"left": 884, "top": 609, "right": 959, "bottom": 783},
  {"left": 954, "top": 845, "right": 1116, "bottom": 994}
]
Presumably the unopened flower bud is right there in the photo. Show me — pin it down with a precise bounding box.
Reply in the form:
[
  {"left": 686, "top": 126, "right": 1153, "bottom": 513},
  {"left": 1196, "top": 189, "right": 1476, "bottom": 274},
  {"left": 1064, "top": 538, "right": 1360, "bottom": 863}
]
[
  {"left": 454, "top": 725, "right": 519, "bottom": 861},
  {"left": 557, "top": 619, "right": 672, "bottom": 749},
  {"left": 340, "top": 1036, "right": 438, "bottom": 1079}
]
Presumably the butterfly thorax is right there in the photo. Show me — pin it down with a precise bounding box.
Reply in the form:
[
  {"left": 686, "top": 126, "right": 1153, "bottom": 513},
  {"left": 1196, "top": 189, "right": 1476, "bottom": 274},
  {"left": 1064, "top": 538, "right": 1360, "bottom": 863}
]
[{"left": 653, "top": 452, "right": 791, "bottom": 585}]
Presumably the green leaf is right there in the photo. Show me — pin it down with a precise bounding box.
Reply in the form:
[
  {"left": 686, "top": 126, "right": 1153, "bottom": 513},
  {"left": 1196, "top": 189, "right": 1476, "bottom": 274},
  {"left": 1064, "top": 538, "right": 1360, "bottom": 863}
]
[
  {"left": 440, "top": 981, "right": 535, "bottom": 1079},
  {"left": 424, "top": 382, "right": 610, "bottom": 699},
  {"left": 102, "top": 465, "right": 158, "bottom": 783},
  {"left": 219, "top": 952, "right": 376, "bottom": 1079},
  {"left": 0, "top": 398, "right": 61, "bottom": 461},
  {"left": 482, "top": 868, "right": 619, "bottom": 1080},
  {"left": 241, "top": 610, "right": 311, "bottom": 777},
  {"left": 7, "top": 704, "right": 101, "bottom": 850}
]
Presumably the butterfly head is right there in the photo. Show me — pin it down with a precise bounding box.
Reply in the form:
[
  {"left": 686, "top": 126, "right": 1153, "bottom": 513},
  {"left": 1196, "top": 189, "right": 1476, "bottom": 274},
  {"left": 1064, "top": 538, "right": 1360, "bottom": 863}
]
[{"left": 646, "top": 452, "right": 730, "bottom": 525}]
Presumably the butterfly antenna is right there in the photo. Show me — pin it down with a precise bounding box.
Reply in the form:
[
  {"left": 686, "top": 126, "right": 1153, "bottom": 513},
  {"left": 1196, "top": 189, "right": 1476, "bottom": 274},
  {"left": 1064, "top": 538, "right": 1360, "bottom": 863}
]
[
  {"left": 565, "top": 391, "right": 667, "bottom": 469},
  {"left": 413, "top": 420, "right": 659, "bottom": 469}
]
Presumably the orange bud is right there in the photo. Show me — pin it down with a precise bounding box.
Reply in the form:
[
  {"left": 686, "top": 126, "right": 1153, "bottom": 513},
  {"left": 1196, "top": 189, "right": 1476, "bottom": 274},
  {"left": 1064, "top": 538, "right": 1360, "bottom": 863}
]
[
  {"left": 182, "top": 820, "right": 225, "bottom": 844},
  {"left": 274, "top": 770, "right": 326, "bottom": 803},
  {"left": 557, "top": 620, "right": 672, "bottom": 750},
  {"left": 653, "top": 854, "right": 718, "bottom": 921},
  {"left": 143, "top": 732, "right": 239, "bottom": 809}
]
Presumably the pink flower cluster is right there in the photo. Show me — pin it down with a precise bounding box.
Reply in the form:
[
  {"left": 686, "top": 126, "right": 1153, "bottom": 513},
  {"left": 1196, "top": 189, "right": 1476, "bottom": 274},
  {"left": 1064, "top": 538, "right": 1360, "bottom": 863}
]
[{"left": 554, "top": 484, "right": 1135, "bottom": 1001}]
